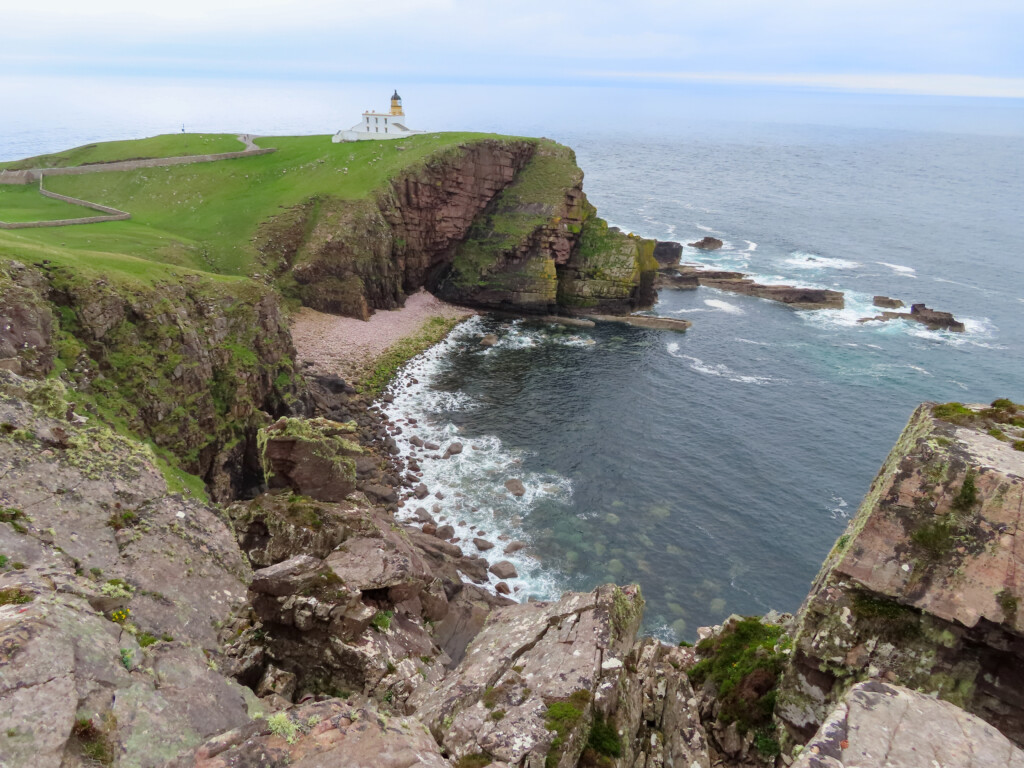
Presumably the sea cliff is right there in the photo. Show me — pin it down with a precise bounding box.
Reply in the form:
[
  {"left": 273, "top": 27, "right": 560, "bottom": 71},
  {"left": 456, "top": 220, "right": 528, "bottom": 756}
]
[{"left": 1, "top": 134, "right": 1023, "bottom": 768}]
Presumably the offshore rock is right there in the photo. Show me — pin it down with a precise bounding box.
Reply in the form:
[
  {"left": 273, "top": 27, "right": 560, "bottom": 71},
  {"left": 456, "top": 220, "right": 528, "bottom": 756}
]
[
  {"left": 792, "top": 681, "right": 1024, "bottom": 768},
  {"left": 667, "top": 265, "right": 844, "bottom": 309},
  {"left": 688, "top": 236, "right": 724, "bottom": 250},
  {"left": 777, "top": 400, "right": 1024, "bottom": 748},
  {"left": 872, "top": 295, "right": 904, "bottom": 309},
  {"left": 860, "top": 302, "right": 966, "bottom": 332}
]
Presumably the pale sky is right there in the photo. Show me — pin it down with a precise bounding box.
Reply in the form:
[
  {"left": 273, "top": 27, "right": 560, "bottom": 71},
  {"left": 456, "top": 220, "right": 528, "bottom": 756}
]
[{"left": 5, "top": 0, "right": 1024, "bottom": 98}]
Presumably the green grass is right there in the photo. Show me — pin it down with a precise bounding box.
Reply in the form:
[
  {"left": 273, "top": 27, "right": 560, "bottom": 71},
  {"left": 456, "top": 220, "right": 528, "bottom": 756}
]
[
  {"left": 0, "top": 185, "right": 96, "bottom": 222},
  {"left": 12, "top": 132, "right": 524, "bottom": 277},
  {"left": 359, "top": 315, "right": 462, "bottom": 396},
  {"left": 688, "top": 618, "right": 789, "bottom": 731},
  {"left": 0, "top": 133, "right": 245, "bottom": 171}
]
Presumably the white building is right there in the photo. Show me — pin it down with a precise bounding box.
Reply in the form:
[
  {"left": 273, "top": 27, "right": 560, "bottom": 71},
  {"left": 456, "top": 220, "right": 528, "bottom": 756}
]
[{"left": 332, "top": 91, "right": 422, "bottom": 143}]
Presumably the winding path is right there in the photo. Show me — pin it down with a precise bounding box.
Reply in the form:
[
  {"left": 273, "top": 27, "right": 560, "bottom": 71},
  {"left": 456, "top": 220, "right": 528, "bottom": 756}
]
[{"left": 0, "top": 135, "right": 274, "bottom": 229}]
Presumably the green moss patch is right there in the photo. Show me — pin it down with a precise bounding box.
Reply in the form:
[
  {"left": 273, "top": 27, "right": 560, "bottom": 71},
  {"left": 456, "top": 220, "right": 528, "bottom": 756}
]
[
  {"left": 544, "top": 690, "right": 592, "bottom": 768},
  {"left": 359, "top": 315, "right": 463, "bottom": 397},
  {"left": 688, "top": 618, "right": 789, "bottom": 732}
]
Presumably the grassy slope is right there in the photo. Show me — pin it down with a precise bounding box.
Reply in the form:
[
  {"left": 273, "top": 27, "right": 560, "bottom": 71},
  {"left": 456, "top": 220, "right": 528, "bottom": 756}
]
[
  {"left": 1, "top": 132, "right": 524, "bottom": 277},
  {"left": 0, "top": 185, "right": 96, "bottom": 222},
  {"left": 0, "top": 133, "right": 245, "bottom": 171}
]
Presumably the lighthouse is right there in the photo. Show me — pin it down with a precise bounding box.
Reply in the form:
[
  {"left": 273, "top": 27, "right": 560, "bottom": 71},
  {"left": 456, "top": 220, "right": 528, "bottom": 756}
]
[{"left": 333, "top": 90, "right": 421, "bottom": 143}]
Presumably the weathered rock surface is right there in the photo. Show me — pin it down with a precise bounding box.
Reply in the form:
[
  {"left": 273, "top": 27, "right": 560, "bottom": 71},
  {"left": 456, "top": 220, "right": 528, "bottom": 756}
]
[
  {"left": 171, "top": 697, "right": 450, "bottom": 768},
  {"left": 585, "top": 313, "right": 692, "bottom": 332},
  {"left": 410, "top": 584, "right": 708, "bottom": 768},
  {"left": 793, "top": 681, "right": 1024, "bottom": 768},
  {"left": 688, "top": 236, "right": 724, "bottom": 250},
  {"left": 0, "top": 372, "right": 257, "bottom": 767},
  {"left": 859, "top": 302, "right": 966, "bottom": 332},
  {"left": 258, "top": 416, "right": 362, "bottom": 502},
  {"left": 661, "top": 265, "right": 845, "bottom": 309},
  {"left": 777, "top": 400, "right": 1024, "bottom": 748},
  {"left": 872, "top": 295, "right": 904, "bottom": 309}
]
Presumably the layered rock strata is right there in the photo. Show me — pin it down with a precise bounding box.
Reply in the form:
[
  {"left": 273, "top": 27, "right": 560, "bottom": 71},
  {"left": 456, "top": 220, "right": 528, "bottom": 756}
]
[
  {"left": 858, "top": 302, "right": 966, "bottom": 332},
  {"left": 777, "top": 400, "right": 1024, "bottom": 748},
  {"left": 258, "top": 139, "right": 660, "bottom": 319}
]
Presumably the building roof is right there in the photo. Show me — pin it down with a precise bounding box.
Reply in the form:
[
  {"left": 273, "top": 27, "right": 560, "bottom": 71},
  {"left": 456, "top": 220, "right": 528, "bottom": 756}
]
[{"left": 392, "top": 90, "right": 401, "bottom": 101}]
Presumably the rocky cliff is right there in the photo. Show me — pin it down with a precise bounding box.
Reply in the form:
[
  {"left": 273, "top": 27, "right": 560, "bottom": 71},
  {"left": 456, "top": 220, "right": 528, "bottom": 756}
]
[
  {"left": 0, "top": 258, "right": 300, "bottom": 502},
  {"left": 776, "top": 399, "right": 1024, "bottom": 750},
  {"left": 258, "top": 139, "right": 658, "bottom": 319}
]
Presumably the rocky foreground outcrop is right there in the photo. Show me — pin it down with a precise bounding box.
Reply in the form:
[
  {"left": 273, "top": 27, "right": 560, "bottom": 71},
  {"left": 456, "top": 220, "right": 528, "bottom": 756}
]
[
  {"left": 777, "top": 399, "right": 1024, "bottom": 749},
  {"left": 258, "top": 139, "right": 660, "bottom": 319},
  {"left": 793, "top": 681, "right": 1024, "bottom": 768}
]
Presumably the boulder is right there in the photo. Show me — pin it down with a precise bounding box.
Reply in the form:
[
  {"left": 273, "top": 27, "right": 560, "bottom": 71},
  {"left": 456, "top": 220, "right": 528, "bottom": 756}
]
[
  {"left": 413, "top": 483, "right": 429, "bottom": 499},
  {"left": 434, "top": 524, "right": 455, "bottom": 540},
  {"left": 473, "top": 538, "right": 494, "bottom": 551},
  {"left": 489, "top": 561, "right": 519, "bottom": 580},
  {"left": 872, "top": 295, "right": 904, "bottom": 309},
  {"left": 480, "top": 334, "right": 499, "bottom": 347},
  {"left": 653, "top": 240, "right": 684, "bottom": 265},
  {"left": 444, "top": 441, "right": 464, "bottom": 457},
  {"left": 792, "top": 681, "right": 1024, "bottom": 768},
  {"left": 258, "top": 417, "right": 362, "bottom": 503},
  {"left": 503, "top": 541, "right": 526, "bottom": 555},
  {"left": 688, "top": 236, "right": 724, "bottom": 250},
  {"left": 504, "top": 478, "right": 526, "bottom": 497}
]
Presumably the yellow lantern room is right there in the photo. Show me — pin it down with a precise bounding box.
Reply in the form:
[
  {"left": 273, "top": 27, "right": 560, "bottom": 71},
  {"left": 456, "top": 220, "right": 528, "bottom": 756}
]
[{"left": 390, "top": 90, "right": 404, "bottom": 117}]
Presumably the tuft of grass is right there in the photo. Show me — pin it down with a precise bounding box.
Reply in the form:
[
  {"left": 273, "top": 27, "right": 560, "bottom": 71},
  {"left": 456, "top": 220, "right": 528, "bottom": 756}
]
[
  {"left": 371, "top": 609, "right": 393, "bottom": 632},
  {"left": 998, "top": 589, "right": 1019, "bottom": 624},
  {"left": 358, "top": 316, "right": 462, "bottom": 398},
  {"left": 266, "top": 712, "right": 299, "bottom": 744},
  {"left": 586, "top": 714, "right": 622, "bottom": 757},
  {"left": 544, "top": 690, "right": 592, "bottom": 768},
  {"left": 455, "top": 755, "right": 492, "bottom": 768},
  {"left": 952, "top": 470, "right": 978, "bottom": 511},
  {"left": 0, "top": 588, "right": 33, "bottom": 605},
  {"left": 687, "top": 618, "right": 788, "bottom": 732},
  {"left": 932, "top": 402, "right": 974, "bottom": 425}
]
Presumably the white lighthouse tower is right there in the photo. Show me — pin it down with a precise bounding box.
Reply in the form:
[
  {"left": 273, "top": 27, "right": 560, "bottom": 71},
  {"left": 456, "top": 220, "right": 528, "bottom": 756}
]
[{"left": 333, "top": 90, "right": 422, "bottom": 143}]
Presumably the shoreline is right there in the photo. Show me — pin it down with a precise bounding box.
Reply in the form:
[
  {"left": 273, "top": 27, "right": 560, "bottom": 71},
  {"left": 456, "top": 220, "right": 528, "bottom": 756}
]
[{"left": 289, "top": 289, "right": 475, "bottom": 386}]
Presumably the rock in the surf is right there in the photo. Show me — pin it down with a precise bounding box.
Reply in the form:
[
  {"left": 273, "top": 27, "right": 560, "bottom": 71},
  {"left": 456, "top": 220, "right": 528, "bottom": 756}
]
[{"left": 688, "top": 236, "right": 724, "bottom": 250}]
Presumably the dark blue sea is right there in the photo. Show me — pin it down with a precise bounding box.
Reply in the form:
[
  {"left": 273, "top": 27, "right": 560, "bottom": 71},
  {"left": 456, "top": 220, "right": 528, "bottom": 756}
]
[{"left": 4, "top": 80, "right": 1022, "bottom": 640}]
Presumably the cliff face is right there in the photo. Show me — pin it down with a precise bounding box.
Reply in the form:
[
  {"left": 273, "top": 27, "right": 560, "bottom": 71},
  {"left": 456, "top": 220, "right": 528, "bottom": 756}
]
[
  {"left": 258, "top": 139, "right": 658, "bottom": 318},
  {"left": 776, "top": 400, "right": 1024, "bottom": 748},
  {"left": 0, "top": 258, "right": 301, "bottom": 501}
]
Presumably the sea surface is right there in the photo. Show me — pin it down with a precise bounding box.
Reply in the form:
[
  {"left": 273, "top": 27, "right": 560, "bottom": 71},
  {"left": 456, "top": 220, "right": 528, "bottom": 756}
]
[
  {"left": 379, "top": 125, "right": 1024, "bottom": 640},
  {"left": 3, "top": 79, "right": 1022, "bottom": 640}
]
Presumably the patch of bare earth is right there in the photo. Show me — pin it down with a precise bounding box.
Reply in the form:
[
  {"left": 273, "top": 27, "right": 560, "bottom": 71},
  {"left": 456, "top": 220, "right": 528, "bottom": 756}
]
[{"left": 290, "top": 289, "right": 475, "bottom": 381}]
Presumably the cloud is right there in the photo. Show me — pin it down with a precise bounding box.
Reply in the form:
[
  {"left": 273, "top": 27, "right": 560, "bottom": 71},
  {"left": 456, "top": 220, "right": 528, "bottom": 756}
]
[{"left": 6, "top": 0, "right": 1023, "bottom": 97}]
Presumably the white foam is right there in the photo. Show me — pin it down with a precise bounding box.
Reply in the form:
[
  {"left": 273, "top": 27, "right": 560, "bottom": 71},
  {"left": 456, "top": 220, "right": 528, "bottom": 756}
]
[
  {"left": 743, "top": 240, "right": 758, "bottom": 252},
  {"left": 377, "top": 317, "right": 571, "bottom": 603},
  {"left": 735, "top": 337, "right": 771, "bottom": 346},
  {"left": 784, "top": 252, "right": 860, "bottom": 270},
  {"left": 667, "top": 344, "right": 778, "bottom": 384},
  {"left": 703, "top": 299, "right": 744, "bottom": 315},
  {"left": 695, "top": 223, "right": 720, "bottom": 233},
  {"left": 877, "top": 261, "right": 917, "bottom": 277}
]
